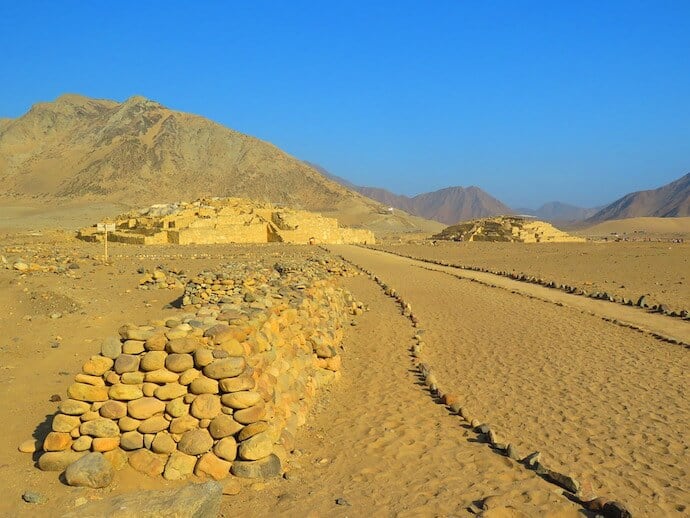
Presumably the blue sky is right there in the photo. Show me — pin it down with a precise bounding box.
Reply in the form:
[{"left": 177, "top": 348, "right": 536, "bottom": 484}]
[{"left": 1, "top": 1, "right": 688, "bottom": 208}]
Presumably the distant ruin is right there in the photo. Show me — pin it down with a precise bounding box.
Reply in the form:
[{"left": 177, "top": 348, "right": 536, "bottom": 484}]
[
  {"left": 432, "top": 216, "right": 585, "bottom": 243},
  {"left": 77, "top": 198, "right": 375, "bottom": 245}
]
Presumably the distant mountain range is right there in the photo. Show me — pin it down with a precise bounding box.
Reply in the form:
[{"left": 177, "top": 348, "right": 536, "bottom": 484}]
[
  {"left": 587, "top": 173, "right": 690, "bottom": 222},
  {"left": 515, "top": 202, "right": 602, "bottom": 222}
]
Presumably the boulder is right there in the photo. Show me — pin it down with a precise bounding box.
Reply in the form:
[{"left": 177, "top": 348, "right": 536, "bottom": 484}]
[{"left": 64, "top": 452, "right": 114, "bottom": 488}]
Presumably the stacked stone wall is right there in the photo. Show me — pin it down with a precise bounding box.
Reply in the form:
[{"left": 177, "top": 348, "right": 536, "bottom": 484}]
[{"left": 33, "top": 257, "right": 362, "bottom": 484}]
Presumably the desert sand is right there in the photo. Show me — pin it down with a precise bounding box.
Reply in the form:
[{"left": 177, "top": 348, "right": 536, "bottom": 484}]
[{"left": 0, "top": 220, "right": 687, "bottom": 516}]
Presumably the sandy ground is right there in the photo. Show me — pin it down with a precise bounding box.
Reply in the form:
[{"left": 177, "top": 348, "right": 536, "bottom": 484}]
[
  {"left": 372, "top": 241, "right": 689, "bottom": 312},
  {"left": 0, "top": 226, "right": 687, "bottom": 516},
  {"left": 333, "top": 245, "right": 689, "bottom": 517}
]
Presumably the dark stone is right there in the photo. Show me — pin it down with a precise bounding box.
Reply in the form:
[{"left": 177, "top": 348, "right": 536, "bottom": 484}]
[
  {"left": 64, "top": 452, "right": 114, "bottom": 488},
  {"left": 636, "top": 295, "right": 647, "bottom": 307},
  {"left": 231, "top": 454, "right": 282, "bottom": 479},
  {"left": 22, "top": 491, "right": 46, "bottom": 504},
  {"left": 602, "top": 501, "right": 632, "bottom": 518}
]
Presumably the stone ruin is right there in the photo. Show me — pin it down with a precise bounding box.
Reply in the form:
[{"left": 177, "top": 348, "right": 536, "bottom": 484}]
[
  {"left": 432, "top": 216, "right": 585, "bottom": 243},
  {"left": 27, "top": 256, "right": 364, "bottom": 487},
  {"left": 77, "top": 197, "right": 375, "bottom": 245}
]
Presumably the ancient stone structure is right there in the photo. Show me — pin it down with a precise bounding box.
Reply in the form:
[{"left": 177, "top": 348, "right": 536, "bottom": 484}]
[
  {"left": 432, "top": 216, "right": 585, "bottom": 243},
  {"left": 77, "top": 198, "right": 375, "bottom": 245},
  {"left": 30, "top": 257, "right": 363, "bottom": 484}
]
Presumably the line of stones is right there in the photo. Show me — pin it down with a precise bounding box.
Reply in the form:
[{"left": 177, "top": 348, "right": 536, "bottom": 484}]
[
  {"left": 333, "top": 252, "right": 632, "bottom": 518},
  {"left": 369, "top": 246, "right": 689, "bottom": 349},
  {"left": 367, "top": 245, "right": 689, "bottom": 323}
]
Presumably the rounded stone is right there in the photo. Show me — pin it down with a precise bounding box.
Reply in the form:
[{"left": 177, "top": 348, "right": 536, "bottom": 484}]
[
  {"left": 151, "top": 432, "right": 177, "bottom": 454},
  {"left": 238, "top": 432, "right": 273, "bottom": 461},
  {"left": 142, "top": 382, "right": 158, "bottom": 397},
  {"left": 233, "top": 403, "right": 266, "bottom": 425},
  {"left": 128, "top": 397, "right": 166, "bottom": 420},
  {"left": 120, "top": 431, "right": 144, "bottom": 450},
  {"left": 52, "top": 414, "right": 82, "bottom": 433},
  {"left": 80, "top": 418, "right": 120, "bottom": 438},
  {"left": 179, "top": 368, "right": 201, "bottom": 386},
  {"left": 166, "top": 353, "right": 194, "bottom": 373},
  {"left": 101, "top": 336, "right": 123, "bottom": 359},
  {"left": 68, "top": 383, "right": 109, "bottom": 403},
  {"left": 74, "top": 373, "right": 106, "bottom": 386},
  {"left": 92, "top": 437, "right": 120, "bottom": 452},
  {"left": 140, "top": 351, "right": 168, "bottom": 371},
  {"left": 114, "top": 354, "right": 141, "bottom": 374},
  {"left": 122, "top": 340, "right": 146, "bottom": 355},
  {"left": 99, "top": 401, "right": 127, "bottom": 419},
  {"left": 138, "top": 415, "right": 170, "bottom": 434},
  {"left": 155, "top": 383, "right": 187, "bottom": 400},
  {"left": 209, "top": 414, "right": 243, "bottom": 439},
  {"left": 203, "top": 357, "right": 246, "bottom": 380},
  {"left": 121, "top": 371, "right": 146, "bottom": 384},
  {"left": 213, "top": 436, "right": 237, "bottom": 461},
  {"left": 167, "top": 337, "right": 201, "bottom": 354},
  {"left": 194, "top": 348, "right": 215, "bottom": 368},
  {"left": 165, "top": 397, "right": 188, "bottom": 418},
  {"left": 169, "top": 414, "right": 200, "bottom": 434},
  {"left": 221, "top": 391, "right": 262, "bottom": 409},
  {"left": 231, "top": 454, "right": 282, "bottom": 479},
  {"left": 65, "top": 452, "right": 114, "bottom": 488},
  {"left": 194, "top": 452, "right": 231, "bottom": 480},
  {"left": 43, "top": 432, "right": 73, "bottom": 451},
  {"left": 190, "top": 376, "right": 219, "bottom": 395},
  {"left": 109, "top": 384, "right": 144, "bottom": 401},
  {"left": 59, "top": 399, "right": 91, "bottom": 415},
  {"left": 218, "top": 375, "right": 255, "bottom": 393},
  {"left": 191, "top": 394, "right": 222, "bottom": 420},
  {"left": 71, "top": 435, "right": 93, "bottom": 452},
  {"left": 128, "top": 449, "right": 167, "bottom": 477},
  {"left": 237, "top": 421, "right": 269, "bottom": 442},
  {"left": 38, "top": 451, "right": 85, "bottom": 471},
  {"left": 177, "top": 429, "right": 213, "bottom": 456},
  {"left": 82, "top": 356, "right": 114, "bottom": 376},
  {"left": 118, "top": 416, "right": 141, "bottom": 432},
  {"left": 145, "top": 333, "right": 167, "bottom": 351},
  {"left": 163, "top": 451, "right": 197, "bottom": 481},
  {"left": 145, "top": 369, "right": 179, "bottom": 384}
]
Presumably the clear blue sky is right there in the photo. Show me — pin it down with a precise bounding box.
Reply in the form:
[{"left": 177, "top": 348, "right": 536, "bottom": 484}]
[{"left": 1, "top": 1, "right": 688, "bottom": 208}]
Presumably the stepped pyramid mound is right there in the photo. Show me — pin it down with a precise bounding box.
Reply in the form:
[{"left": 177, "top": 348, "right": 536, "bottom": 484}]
[
  {"left": 77, "top": 197, "right": 375, "bottom": 245},
  {"left": 432, "top": 216, "right": 585, "bottom": 243}
]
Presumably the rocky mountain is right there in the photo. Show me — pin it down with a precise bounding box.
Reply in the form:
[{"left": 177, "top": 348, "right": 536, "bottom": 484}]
[
  {"left": 515, "top": 202, "right": 601, "bottom": 222},
  {"left": 312, "top": 165, "right": 512, "bottom": 225},
  {"left": 0, "top": 94, "right": 367, "bottom": 211},
  {"left": 587, "top": 173, "right": 690, "bottom": 222}
]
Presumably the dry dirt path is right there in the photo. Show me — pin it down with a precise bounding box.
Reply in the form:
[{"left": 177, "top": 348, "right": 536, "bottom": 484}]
[
  {"left": 224, "top": 271, "right": 583, "bottom": 517},
  {"left": 330, "top": 245, "right": 689, "bottom": 517}
]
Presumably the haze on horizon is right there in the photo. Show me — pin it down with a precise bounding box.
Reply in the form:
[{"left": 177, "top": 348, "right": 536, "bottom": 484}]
[{"left": 1, "top": 1, "right": 688, "bottom": 209}]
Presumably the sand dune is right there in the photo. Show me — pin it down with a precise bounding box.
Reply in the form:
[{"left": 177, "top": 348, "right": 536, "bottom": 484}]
[{"left": 580, "top": 216, "right": 690, "bottom": 238}]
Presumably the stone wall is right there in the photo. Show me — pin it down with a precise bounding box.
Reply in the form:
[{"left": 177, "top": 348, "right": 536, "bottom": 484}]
[{"left": 32, "top": 257, "right": 363, "bottom": 485}]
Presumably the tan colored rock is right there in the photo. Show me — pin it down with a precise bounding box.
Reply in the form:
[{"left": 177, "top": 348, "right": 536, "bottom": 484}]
[
  {"left": 18, "top": 438, "right": 40, "bottom": 453},
  {"left": 72, "top": 435, "right": 93, "bottom": 452},
  {"left": 233, "top": 403, "right": 266, "bottom": 425},
  {"left": 204, "top": 357, "right": 246, "bottom": 379},
  {"left": 138, "top": 415, "right": 170, "bottom": 434},
  {"left": 145, "top": 333, "right": 167, "bottom": 351},
  {"left": 140, "top": 350, "right": 168, "bottom": 371},
  {"left": 237, "top": 421, "right": 269, "bottom": 442},
  {"left": 219, "top": 339, "right": 244, "bottom": 357},
  {"left": 99, "top": 400, "right": 127, "bottom": 419},
  {"left": 167, "top": 337, "right": 201, "bottom": 354},
  {"left": 59, "top": 399, "right": 91, "bottom": 415},
  {"left": 122, "top": 339, "right": 146, "bottom": 354},
  {"left": 74, "top": 373, "right": 106, "bottom": 386},
  {"left": 179, "top": 368, "right": 201, "bottom": 385},
  {"left": 190, "top": 376, "right": 219, "bottom": 395},
  {"left": 194, "top": 348, "right": 215, "bottom": 368},
  {"left": 191, "top": 394, "right": 222, "bottom": 420},
  {"left": 80, "top": 410, "right": 100, "bottom": 422},
  {"left": 163, "top": 451, "right": 197, "bottom": 481},
  {"left": 68, "top": 382, "right": 109, "bottom": 402},
  {"left": 92, "top": 437, "right": 120, "bottom": 452},
  {"left": 142, "top": 382, "right": 158, "bottom": 397},
  {"left": 165, "top": 397, "right": 188, "bottom": 418},
  {"left": 104, "top": 371, "right": 120, "bottom": 385},
  {"left": 195, "top": 452, "right": 231, "bottom": 480},
  {"left": 218, "top": 375, "right": 255, "bottom": 393},
  {"left": 121, "top": 371, "right": 146, "bottom": 384},
  {"left": 80, "top": 418, "right": 120, "bottom": 438},
  {"left": 103, "top": 448, "right": 128, "bottom": 470},
  {"left": 120, "top": 430, "right": 144, "bottom": 450},
  {"left": 213, "top": 436, "right": 237, "bottom": 461},
  {"left": 145, "top": 369, "right": 179, "bottom": 384},
  {"left": 155, "top": 383, "right": 187, "bottom": 400},
  {"left": 128, "top": 449, "right": 168, "bottom": 477},
  {"left": 82, "top": 355, "right": 114, "bottom": 376},
  {"left": 222, "top": 477, "right": 242, "bottom": 495},
  {"left": 238, "top": 431, "right": 273, "bottom": 461},
  {"left": 118, "top": 416, "right": 141, "bottom": 432},
  {"left": 166, "top": 325, "right": 192, "bottom": 340},
  {"left": 109, "top": 384, "right": 144, "bottom": 401},
  {"left": 128, "top": 397, "right": 166, "bottom": 419},
  {"left": 52, "top": 414, "right": 82, "bottom": 433},
  {"left": 166, "top": 353, "right": 194, "bottom": 373},
  {"left": 209, "top": 414, "right": 243, "bottom": 439},
  {"left": 43, "top": 432, "right": 73, "bottom": 451},
  {"left": 151, "top": 432, "right": 177, "bottom": 454},
  {"left": 169, "top": 414, "right": 200, "bottom": 434},
  {"left": 178, "top": 429, "right": 213, "bottom": 455},
  {"left": 221, "top": 391, "right": 262, "bottom": 409},
  {"left": 114, "top": 354, "right": 140, "bottom": 374},
  {"left": 38, "top": 451, "right": 86, "bottom": 471}
]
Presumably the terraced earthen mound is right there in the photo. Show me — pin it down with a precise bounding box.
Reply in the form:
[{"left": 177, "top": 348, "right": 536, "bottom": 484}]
[{"left": 432, "top": 216, "right": 585, "bottom": 243}]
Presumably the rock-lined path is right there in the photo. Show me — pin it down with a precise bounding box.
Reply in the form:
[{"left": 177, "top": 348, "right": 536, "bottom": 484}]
[
  {"left": 329, "top": 245, "right": 689, "bottom": 516},
  {"left": 225, "top": 264, "right": 583, "bottom": 516}
]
